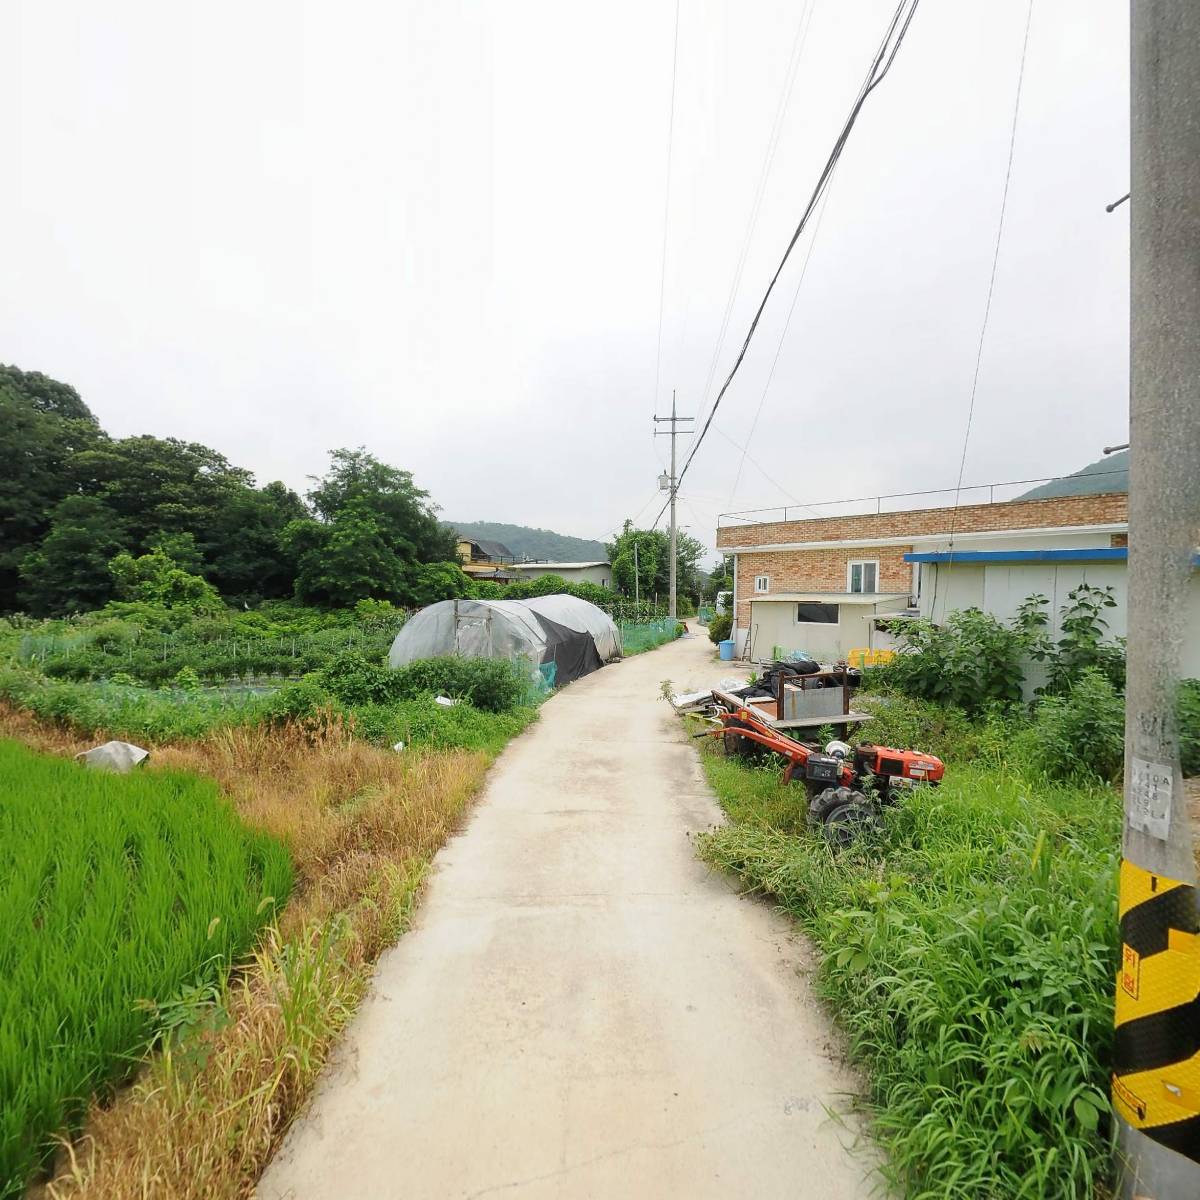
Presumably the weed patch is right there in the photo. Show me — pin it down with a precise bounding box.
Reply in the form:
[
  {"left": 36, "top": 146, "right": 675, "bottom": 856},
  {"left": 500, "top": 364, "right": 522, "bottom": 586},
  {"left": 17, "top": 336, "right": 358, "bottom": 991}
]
[{"left": 695, "top": 731, "right": 1120, "bottom": 1198}]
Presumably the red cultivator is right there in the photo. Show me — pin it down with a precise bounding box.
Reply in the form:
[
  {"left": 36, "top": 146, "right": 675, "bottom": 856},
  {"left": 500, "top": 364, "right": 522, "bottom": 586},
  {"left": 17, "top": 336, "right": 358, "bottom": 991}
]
[{"left": 706, "top": 690, "right": 945, "bottom": 844}]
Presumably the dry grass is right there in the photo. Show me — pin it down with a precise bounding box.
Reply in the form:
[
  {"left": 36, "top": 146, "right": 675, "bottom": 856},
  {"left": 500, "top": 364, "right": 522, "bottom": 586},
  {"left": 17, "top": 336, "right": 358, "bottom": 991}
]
[{"left": 0, "top": 704, "right": 500, "bottom": 1199}]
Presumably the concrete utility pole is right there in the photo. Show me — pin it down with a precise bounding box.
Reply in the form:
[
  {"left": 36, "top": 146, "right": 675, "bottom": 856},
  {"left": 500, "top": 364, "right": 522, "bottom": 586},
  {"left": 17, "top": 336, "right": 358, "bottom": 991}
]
[
  {"left": 654, "top": 392, "right": 693, "bottom": 620},
  {"left": 1113, "top": 3, "right": 1200, "bottom": 1194}
]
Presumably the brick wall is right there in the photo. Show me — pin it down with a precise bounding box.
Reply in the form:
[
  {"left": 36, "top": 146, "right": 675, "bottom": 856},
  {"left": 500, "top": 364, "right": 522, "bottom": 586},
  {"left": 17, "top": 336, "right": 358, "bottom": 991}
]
[
  {"left": 717, "top": 492, "right": 1128, "bottom": 551},
  {"left": 734, "top": 544, "right": 912, "bottom": 631}
]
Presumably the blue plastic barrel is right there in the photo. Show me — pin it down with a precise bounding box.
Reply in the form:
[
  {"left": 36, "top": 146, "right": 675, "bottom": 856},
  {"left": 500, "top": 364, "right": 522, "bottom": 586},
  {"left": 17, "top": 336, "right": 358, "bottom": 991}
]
[{"left": 718, "top": 639, "right": 735, "bottom": 661}]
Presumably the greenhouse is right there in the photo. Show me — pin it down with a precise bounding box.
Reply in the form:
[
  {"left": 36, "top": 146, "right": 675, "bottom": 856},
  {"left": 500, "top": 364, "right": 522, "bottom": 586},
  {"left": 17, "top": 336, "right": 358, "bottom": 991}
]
[{"left": 387, "top": 596, "right": 621, "bottom": 687}]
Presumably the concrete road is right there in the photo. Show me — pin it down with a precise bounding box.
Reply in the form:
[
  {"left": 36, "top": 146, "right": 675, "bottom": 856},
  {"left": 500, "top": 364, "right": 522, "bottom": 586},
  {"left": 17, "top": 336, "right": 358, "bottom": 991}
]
[{"left": 259, "top": 630, "right": 878, "bottom": 1199}]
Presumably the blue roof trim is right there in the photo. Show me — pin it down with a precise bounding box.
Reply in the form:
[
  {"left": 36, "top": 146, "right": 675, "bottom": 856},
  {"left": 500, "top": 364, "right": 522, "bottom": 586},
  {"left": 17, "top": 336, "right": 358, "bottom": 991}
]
[{"left": 903, "top": 547, "right": 1127, "bottom": 564}]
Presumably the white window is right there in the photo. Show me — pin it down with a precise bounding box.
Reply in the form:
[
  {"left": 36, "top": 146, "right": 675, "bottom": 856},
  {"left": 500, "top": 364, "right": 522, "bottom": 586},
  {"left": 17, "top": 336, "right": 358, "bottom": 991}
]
[
  {"left": 847, "top": 560, "right": 879, "bottom": 594},
  {"left": 754, "top": 575, "right": 770, "bottom": 594}
]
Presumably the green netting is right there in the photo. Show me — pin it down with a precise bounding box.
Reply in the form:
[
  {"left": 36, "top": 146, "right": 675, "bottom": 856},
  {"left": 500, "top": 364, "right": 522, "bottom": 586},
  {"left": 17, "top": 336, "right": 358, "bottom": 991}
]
[
  {"left": 618, "top": 617, "right": 679, "bottom": 655},
  {"left": 697, "top": 606, "right": 714, "bottom": 625}
]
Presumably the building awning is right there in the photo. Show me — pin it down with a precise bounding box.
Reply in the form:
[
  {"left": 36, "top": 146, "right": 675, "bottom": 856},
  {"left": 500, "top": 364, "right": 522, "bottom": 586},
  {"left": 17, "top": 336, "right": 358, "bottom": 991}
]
[{"left": 904, "top": 548, "right": 1127, "bottom": 564}]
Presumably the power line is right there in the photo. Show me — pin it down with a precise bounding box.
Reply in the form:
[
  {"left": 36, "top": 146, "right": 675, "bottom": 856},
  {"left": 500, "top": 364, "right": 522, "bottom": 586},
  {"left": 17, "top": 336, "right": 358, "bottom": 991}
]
[
  {"left": 652, "top": 0, "right": 921, "bottom": 531},
  {"left": 946, "top": 0, "right": 1034, "bottom": 552},
  {"left": 727, "top": 160, "right": 838, "bottom": 508},
  {"left": 651, "top": 0, "right": 682, "bottom": 418},
  {"left": 689, "top": 0, "right": 817, "bottom": 442}
]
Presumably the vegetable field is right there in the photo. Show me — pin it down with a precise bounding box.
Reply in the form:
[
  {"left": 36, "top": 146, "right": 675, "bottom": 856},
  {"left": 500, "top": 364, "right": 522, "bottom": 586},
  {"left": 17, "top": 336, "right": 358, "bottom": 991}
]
[{"left": 0, "top": 741, "right": 291, "bottom": 1198}]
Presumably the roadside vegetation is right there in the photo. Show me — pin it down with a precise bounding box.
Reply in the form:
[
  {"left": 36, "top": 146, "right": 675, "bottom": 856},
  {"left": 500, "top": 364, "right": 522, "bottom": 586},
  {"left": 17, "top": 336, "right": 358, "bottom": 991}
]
[
  {"left": 692, "top": 584, "right": 1200, "bottom": 1198},
  {"left": 0, "top": 740, "right": 291, "bottom": 1199}
]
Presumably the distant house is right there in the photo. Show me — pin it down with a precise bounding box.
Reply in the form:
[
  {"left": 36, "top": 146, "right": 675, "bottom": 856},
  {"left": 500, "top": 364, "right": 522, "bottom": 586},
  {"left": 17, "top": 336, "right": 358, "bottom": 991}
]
[
  {"left": 513, "top": 561, "right": 612, "bottom": 589},
  {"left": 455, "top": 537, "right": 524, "bottom": 582},
  {"left": 716, "top": 484, "right": 1200, "bottom": 675}
]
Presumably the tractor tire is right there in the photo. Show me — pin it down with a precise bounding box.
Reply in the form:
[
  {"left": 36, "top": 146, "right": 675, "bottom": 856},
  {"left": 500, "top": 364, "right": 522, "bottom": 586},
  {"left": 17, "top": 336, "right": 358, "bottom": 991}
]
[
  {"left": 807, "top": 785, "right": 860, "bottom": 828},
  {"left": 723, "top": 717, "right": 764, "bottom": 759},
  {"left": 807, "top": 786, "right": 879, "bottom": 846},
  {"left": 821, "top": 799, "right": 881, "bottom": 847}
]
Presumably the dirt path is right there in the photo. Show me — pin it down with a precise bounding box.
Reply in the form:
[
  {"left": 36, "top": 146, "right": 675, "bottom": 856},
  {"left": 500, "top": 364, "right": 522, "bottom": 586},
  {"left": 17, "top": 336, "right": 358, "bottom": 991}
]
[{"left": 258, "top": 631, "right": 877, "bottom": 1199}]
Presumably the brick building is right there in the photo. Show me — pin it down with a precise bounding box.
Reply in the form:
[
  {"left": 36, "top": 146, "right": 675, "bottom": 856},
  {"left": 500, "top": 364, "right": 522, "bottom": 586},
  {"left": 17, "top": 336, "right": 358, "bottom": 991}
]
[{"left": 714, "top": 491, "right": 1199, "bottom": 673}]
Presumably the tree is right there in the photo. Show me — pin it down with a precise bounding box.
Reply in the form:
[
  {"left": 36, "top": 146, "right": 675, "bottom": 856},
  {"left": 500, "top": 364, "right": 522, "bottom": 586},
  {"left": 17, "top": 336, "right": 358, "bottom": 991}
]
[
  {"left": 283, "top": 502, "right": 407, "bottom": 607},
  {"left": 0, "top": 363, "right": 96, "bottom": 422},
  {"left": 0, "top": 370, "right": 105, "bottom": 609},
  {"left": 68, "top": 435, "right": 254, "bottom": 554},
  {"left": 108, "top": 548, "right": 223, "bottom": 611},
  {"left": 18, "top": 497, "right": 128, "bottom": 615},
  {"left": 606, "top": 521, "right": 706, "bottom": 602},
  {"left": 307, "top": 448, "right": 457, "bottom": 564},
  {"left": 205, "top": 481, "right": 308, "bottom": 601},
  {"left": 398, "top": 561, "right": 473, "bottom": 607}
]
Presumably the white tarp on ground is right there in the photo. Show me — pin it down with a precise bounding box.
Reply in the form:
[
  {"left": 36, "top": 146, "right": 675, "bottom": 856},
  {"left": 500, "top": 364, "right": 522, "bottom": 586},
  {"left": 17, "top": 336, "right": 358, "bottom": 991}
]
[
  {"left": 522, "top": 595, "right": 621, "bottom": 662},
  {"left": 75, "top": 740, "right": 150, "bottom": 772}
]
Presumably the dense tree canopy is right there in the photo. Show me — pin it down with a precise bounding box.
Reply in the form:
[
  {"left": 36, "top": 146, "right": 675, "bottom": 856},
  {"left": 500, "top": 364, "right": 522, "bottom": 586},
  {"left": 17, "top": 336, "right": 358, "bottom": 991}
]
[{"left": 0, "top": 367, "right": 470, "bottom": 615}]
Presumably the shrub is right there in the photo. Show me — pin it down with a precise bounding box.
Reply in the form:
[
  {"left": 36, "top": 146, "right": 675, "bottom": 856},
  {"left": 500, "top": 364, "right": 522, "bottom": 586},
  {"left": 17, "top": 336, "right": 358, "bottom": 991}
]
[
  {"left": 884, "top": 608, "right": 1038, "bottom": 713},
  {"left": 389, "top": 656, "right": 531, "bottom": 712},
  {"left": 348, "top": 698, "right": 536, "bottom": 753},
  {"left": 1020, "top": 670, "right": 1126, "bottom": 783},
  {"left": 708, "top": 612, "right": 732, "bottom": 645},
  {"left": 317, "top": 651, "right": 401, "bottom": 706}
]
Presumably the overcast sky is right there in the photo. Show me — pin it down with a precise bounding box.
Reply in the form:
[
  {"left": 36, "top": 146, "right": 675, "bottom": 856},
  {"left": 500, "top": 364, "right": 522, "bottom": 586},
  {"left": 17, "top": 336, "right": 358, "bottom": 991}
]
[{"left": 2, "top": 1, "right": 1129, "bottom": 559}]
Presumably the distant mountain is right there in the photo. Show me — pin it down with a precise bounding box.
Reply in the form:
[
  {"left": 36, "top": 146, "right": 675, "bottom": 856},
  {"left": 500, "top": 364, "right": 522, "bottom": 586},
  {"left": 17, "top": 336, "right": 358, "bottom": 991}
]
[
  {"left": 1019, "top": 449, "right": 1129, "bottom": 500},
  {"left": 446, "top": 521, "right": 608, "bottom": 563}
]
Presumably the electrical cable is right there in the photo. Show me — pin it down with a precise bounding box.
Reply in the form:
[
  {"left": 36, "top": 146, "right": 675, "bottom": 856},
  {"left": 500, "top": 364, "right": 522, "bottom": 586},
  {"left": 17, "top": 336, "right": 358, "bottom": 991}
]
[
  {"left": 944, "top": 0, "right": 1034, "bottom": 565},
  {"left": 726, "top": 161, "right": 838, "bottom": 508},
  {"left": 651, "top": 0, "right": 921, "bottom": 531},
  {"left": 688, "top": 0, "right": 817, "bottom": 443}
]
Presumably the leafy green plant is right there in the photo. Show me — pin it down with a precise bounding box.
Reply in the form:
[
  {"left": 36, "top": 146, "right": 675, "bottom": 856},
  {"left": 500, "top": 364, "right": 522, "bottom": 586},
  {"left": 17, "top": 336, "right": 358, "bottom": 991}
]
[
  {"left": 0, "top": 740, "right": 291, "bottom": 1198},
  {"left": 884, "top": 608, "right": 1035, "bottom": 713},
  {"left": 694, "top": 730, "right": 1120, "bottom": 1198},
  {"left": 1181, "top": 679, "right": 1200, "bottom": 777},
  {"left": 387, "top": 656, "right": 532, "bottom": 712},
  {"left": 1042, "top": 584, "right": 1122, "bottom": 695},
  {"left": 1019, "top": 669, "right": 1126, "bottom": 783},
  {"left": 707, "top": 612, "right": 733, "bottom": 645}
]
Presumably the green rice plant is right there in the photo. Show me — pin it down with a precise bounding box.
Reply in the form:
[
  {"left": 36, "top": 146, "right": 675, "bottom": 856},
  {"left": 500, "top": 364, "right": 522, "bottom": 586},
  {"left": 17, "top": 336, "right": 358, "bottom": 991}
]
[
  {"left": 0, "top": 740, "right": 292, "bottom": 1198},
  {"left": 696, "top": 740, "right": 1120, "bottom": 1199}
]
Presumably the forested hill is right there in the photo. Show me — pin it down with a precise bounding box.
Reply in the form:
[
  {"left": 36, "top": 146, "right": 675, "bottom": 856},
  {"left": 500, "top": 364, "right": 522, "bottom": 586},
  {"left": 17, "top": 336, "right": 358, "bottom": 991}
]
[{"left": 447, "top": 521, "right": 607, "bottom": 562}]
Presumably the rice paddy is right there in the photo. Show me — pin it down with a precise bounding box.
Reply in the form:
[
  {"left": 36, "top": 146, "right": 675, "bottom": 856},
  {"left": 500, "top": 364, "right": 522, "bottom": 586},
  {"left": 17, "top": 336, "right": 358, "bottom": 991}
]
[{"left": 0, "top": 740, "right": 292, "bottom": 1198}]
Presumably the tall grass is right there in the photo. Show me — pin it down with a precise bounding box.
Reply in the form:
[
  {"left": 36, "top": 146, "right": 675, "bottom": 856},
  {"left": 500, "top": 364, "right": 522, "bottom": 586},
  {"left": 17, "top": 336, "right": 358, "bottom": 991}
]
[
  {"left": 0, "top": 740, "right": 291, "bottom": 1199},
  {"left": 696, "top": 740, "right": 1120, "bottom": 1198},
  {"left": 0, "top": 707, "right": 502, "bottom": 1198}
]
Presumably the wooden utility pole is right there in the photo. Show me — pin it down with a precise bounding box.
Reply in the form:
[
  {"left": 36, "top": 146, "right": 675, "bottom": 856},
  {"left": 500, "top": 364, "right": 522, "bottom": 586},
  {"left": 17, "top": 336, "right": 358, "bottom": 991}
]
[
  {"left": 1113, "top": 3, "right": 1200, "bottom": 1194},
  {"left": 654, "top": 391, "right": 693, "bottom": 619}
]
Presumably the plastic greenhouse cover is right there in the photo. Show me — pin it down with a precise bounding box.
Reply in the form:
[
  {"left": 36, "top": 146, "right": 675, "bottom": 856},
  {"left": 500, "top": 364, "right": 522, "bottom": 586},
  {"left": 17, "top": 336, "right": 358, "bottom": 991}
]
[
  {"left": 387, "top": 599, "right": 549, "bottom": 669},
  {"left": 522, "top": 595, "right": 621, "bottom": 662},
  {"left": 386, "top": 595, "right": 621, "bottom": 669}
]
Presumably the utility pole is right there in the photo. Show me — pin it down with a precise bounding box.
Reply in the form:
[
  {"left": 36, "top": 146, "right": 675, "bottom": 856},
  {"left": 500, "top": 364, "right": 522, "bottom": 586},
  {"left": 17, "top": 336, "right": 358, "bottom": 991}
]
[
  {"left": 1113, "top": 3, "right": 1200, "bottom": 1195},
  {"left": 633, "top": 539, "right": 640, "bottom": 607},
  {"left": 654, "top": 391, "right": 693, "bottom": 620}
]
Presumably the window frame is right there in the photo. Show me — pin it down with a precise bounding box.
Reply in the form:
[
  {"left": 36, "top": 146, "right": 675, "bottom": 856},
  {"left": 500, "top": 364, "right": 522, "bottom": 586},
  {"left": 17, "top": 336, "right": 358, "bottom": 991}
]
[
  {"left": 753, "top": 575, "right": 770, "bottom": 594},
  {"left": 795, "top": 602, "right": 839, "bottom": 624},
  {"left": 846, "top": 559, "right": 880, "bottom": 594}
]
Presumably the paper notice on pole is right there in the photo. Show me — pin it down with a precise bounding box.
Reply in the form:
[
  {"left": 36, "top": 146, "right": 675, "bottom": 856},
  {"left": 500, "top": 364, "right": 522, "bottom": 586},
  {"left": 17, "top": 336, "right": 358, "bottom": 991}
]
[{"left": 1128, "top": 757, "right": 1173, "bottom": 841}]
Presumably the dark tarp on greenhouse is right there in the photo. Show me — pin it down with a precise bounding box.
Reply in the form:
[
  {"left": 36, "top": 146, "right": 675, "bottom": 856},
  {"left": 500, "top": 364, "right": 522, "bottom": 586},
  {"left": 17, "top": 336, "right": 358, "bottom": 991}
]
[{"left": 530, "top": 612, "right": 603, "bottom": 686}]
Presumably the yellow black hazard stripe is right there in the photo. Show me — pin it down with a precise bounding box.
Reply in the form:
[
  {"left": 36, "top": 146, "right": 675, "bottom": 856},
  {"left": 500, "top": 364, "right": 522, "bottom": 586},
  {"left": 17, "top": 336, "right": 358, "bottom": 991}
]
[{"left": 1113, "top": 859, "right": 1200, "bottom": 1161}]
